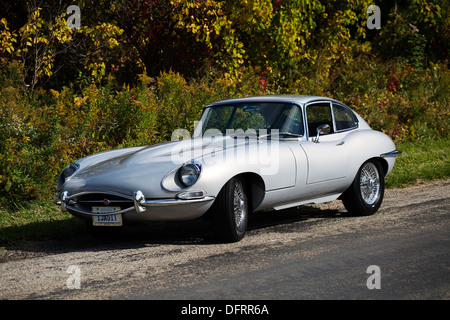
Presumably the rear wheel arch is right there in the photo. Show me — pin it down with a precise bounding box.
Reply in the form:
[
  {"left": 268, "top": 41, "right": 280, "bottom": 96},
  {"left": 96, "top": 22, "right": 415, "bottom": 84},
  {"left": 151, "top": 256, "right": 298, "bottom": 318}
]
[
  {"left": 371, "top": 157, "right": 388, "bottom": 177},
  {"left": 351, "top": 157, "right": 387, "bottom": 179}
]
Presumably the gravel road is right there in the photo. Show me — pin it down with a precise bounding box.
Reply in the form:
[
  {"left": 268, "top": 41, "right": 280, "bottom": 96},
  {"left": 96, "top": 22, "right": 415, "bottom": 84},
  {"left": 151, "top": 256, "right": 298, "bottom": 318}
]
[{"left": 1, "top": 179, "right": 449, "bottom": 300}]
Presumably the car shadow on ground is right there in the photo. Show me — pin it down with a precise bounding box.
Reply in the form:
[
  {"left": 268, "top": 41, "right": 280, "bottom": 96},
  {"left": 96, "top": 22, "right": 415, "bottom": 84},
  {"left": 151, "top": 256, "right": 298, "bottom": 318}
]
[
  {"left": 1, "top": 203, "right": 347, "bottom": 262},
  {"left": 248, "top": 203, "right": 345, "bottom": 232}
]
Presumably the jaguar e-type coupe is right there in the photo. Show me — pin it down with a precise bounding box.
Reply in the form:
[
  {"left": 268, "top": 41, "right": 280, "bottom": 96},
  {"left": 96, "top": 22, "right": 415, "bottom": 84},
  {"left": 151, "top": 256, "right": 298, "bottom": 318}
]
[{"left": 57, "top": 95, "right": 401, "bottom": 242}]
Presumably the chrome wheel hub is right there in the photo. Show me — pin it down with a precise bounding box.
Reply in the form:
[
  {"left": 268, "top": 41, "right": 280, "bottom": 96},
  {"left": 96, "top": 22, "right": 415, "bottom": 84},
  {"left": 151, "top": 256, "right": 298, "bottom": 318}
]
[
  {"left": 233, "top": 182, "right": 247, "bottom": 232},
  {"left": 359, "top": 162, "right": 380, "bottom": 205}
]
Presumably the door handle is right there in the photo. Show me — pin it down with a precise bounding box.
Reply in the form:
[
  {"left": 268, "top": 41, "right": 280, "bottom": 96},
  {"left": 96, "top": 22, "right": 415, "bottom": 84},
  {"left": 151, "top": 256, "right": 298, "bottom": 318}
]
[{"left": 336, "top": 141, "right": 345, "bottom": 146}]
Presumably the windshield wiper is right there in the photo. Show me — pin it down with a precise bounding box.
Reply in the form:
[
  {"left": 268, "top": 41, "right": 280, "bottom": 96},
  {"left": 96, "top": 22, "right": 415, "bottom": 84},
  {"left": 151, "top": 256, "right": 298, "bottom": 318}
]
[
  {"left": 279, "top": 132, "right": 303, "bottom": 137},
  {"left": 258, "top": 131, "right": 303, "bottom": 139}
]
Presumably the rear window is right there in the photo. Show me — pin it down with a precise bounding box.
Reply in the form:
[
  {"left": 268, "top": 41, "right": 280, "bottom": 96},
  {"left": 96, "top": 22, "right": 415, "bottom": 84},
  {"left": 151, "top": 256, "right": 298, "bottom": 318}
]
[{"left": 333, "top": 104, "right": 358, "bottom": 131}]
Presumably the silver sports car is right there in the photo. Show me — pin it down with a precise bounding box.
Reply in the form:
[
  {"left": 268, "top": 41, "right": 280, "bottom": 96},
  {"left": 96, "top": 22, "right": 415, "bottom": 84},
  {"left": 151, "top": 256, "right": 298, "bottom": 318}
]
[{"left": 57, "top": 95, "right": 401, "bottom": 242}]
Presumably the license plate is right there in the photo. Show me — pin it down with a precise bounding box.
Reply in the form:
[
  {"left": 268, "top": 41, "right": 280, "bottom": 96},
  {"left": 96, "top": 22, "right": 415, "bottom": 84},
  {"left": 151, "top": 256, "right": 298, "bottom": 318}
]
[{"left": 92, "top": 207, "right": 122, "bottom": 226}]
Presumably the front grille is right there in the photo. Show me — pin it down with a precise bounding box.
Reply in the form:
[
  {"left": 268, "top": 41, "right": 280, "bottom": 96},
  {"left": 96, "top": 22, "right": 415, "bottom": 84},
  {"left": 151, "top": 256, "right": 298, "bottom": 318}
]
[{"left": 72, "top": 193, "right": 134, "bottom": 212}]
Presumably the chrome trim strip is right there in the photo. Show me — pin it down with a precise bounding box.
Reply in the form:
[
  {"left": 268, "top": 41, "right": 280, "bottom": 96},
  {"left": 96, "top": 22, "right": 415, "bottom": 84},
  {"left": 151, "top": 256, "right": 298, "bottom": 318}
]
[
  {"left": 141, "top": 196, "right": 215, "bottom": 207},
  {"left": 380, "top": 150, "right": 402, "bottom": 157}
]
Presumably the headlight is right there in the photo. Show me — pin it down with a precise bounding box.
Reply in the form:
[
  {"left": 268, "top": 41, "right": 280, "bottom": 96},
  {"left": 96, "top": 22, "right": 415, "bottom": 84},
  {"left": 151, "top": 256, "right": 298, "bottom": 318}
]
[
  {"left": 62, "top": 164, "right": 79, "bottom": 181},
  {"left": 57, "top": 163, "right": 79, "bottom": 190},
  {"left": 178, "top": 163, "right": 201, "bottom": 187}
]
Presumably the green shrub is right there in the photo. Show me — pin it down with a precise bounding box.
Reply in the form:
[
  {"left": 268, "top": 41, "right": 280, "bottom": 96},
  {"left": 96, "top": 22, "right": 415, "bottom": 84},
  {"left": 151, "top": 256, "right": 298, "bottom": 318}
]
[{"left": 0, "top": 58, "right": 448, "bottom": 206}]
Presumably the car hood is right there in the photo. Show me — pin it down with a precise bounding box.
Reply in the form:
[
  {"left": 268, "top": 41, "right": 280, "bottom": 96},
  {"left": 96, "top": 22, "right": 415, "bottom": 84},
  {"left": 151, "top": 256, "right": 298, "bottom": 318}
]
[
  {"left": 77, "top": 136, "right": 235, "bottom": 168},
  {"left": 62, "top": 136, "right": 251, "bottom": 196}
]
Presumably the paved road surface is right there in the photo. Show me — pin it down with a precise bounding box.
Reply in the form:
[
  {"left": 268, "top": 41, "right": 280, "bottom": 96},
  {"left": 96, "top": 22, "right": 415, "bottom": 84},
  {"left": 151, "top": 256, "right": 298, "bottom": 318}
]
[{"left": 1, "top": 180, "right": 449, "bottom": 302}]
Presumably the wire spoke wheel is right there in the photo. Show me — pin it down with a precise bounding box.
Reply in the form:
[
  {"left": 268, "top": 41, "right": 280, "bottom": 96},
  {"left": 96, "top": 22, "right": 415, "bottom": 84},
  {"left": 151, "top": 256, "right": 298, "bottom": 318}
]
[
  {"left": 342, "top": 160, "right": 385, "bottom": 216},
  {"left": 211, "top": 177, "right": 249, "bottom": 242},
  {"left": 233, "top": 181, "right": 247, "bottom": 234},
  {"left": 359, "top": 162, "right": 381, "bottom": 205}
]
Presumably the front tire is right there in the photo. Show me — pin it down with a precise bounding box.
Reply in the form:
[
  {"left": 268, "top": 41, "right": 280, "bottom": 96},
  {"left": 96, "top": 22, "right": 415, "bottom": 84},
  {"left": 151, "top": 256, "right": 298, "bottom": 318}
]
[
  {"left": 342, "top": 160, "right": 385, "bottom": 216},
  {"left": 211, "top": 177, "right": 249, "bottom": 242}
]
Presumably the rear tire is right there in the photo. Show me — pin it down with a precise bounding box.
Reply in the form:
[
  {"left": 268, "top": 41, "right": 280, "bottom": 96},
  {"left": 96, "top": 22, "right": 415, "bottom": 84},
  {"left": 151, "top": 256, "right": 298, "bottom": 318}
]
[
  {"left": 342, "top": 160, "right": 384, "bottom": 216},
  {"left": 211, "top": 177, "right": 249, "bottom": 242}
]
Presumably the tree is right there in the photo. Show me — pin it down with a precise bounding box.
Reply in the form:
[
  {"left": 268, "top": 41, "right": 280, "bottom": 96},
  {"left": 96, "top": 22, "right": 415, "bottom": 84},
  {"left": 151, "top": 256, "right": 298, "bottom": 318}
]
[{"left": 17, "top": 3, "right": 76, "bottom": 95}]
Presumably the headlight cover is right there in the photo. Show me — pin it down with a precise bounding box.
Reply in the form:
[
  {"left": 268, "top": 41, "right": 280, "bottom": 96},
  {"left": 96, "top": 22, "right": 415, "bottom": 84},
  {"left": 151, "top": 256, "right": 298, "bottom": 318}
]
[
  {"left": 57, "top": 163, "right": 79, "bottom": 190},
  {"left": 178, "top": 163, "right": 201, "bottom": 187}
]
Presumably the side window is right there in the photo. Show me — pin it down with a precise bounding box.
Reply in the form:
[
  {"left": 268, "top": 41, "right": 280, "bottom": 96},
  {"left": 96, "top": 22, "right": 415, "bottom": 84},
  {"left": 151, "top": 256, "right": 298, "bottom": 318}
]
[
  {"left": 306, "top": 103, "right": 333, "bottom": 136},
  {"left": 333, "top": 104, "right": 358, "bottom": 131}
]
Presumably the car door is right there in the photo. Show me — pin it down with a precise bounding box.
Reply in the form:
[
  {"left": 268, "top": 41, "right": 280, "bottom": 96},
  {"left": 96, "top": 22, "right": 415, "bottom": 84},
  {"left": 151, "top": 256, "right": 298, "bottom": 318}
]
[{"left": 301, "top": 101, "right": 350, "bottom": 185}]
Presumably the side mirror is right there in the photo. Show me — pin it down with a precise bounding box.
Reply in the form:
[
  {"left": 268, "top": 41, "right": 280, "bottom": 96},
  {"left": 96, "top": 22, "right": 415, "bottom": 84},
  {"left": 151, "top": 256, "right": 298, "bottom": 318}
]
[{"left": 313, "top": 124, "right": 330, "bottom": 143}]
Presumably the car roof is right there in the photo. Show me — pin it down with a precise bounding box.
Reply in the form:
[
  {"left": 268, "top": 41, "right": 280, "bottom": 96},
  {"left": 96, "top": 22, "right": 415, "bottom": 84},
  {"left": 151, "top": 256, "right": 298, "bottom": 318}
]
[{"left": 207, "top": 95, "right": 340, "bottom": 107}]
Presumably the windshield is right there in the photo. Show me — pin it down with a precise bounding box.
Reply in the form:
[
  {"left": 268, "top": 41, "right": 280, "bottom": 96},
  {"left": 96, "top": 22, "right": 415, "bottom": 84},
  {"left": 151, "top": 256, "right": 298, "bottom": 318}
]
[{"left": 193, "top": 102, "right": 304, "bottom": 138}]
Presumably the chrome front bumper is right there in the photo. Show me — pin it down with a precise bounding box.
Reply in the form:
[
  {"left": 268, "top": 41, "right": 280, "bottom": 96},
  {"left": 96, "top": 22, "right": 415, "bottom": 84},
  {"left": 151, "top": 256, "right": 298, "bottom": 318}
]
[{"left": 58, "top": 190, "right": 215, "bottom": 221}]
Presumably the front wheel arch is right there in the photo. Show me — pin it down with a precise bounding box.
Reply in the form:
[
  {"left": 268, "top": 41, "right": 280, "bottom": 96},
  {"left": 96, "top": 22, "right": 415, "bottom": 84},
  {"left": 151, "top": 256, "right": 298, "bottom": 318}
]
[{"left": 238, "top": 172, "right": 265, "bottom": 212}]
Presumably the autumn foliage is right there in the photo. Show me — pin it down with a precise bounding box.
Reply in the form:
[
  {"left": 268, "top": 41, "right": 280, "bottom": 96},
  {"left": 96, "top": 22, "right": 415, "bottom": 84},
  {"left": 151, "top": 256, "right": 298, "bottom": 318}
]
[{"left": 0, "top": 0, "right": 448, "bottom": 204}]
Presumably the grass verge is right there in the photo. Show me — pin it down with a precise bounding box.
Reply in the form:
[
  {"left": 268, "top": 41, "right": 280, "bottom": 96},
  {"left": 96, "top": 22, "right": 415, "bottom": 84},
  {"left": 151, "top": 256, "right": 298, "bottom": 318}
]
[
  {"left": 0, "top": 137, "right": 448, "bottom": 246},
  {"left": 0, "top": 201, "right": 85, "bottom": 246},
  {"left": 385, "top": 137, "right": 450, "bottom": 188}
]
